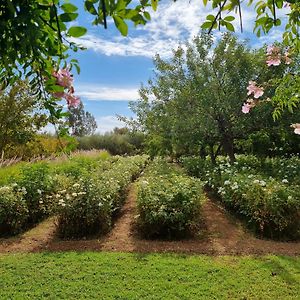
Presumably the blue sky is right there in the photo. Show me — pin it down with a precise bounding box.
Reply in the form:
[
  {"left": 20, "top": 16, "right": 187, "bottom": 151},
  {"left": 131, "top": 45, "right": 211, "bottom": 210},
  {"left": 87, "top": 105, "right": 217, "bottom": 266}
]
[{"left": 56, "top": 0, "right": 287, "bottom": 133}]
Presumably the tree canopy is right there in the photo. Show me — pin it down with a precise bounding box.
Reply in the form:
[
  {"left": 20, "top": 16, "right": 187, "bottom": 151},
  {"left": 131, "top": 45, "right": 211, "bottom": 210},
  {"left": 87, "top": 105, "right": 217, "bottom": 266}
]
[{"left": 127, "top": 33, "right": 299, "bottom": 161}]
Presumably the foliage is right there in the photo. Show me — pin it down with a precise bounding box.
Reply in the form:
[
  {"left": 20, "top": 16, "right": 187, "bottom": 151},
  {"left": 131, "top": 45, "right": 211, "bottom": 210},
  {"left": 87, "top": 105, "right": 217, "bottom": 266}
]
[
  {"left": 15, "top": 163, "right": 54, "bottom": 225},
  {"left": 129, "top": 34, "right": 291, "bottom": 162},
  {"left": 1, "top": 0, "right": 299, "bottom": 118},
  {"left": 182, "top": 155, "right": 300, "bottom": 239},
  {"left": 136, "top": 158, "right": 204, "bottom": 238},
  {"left": 67, "top": 102, "right": 97, "bottom": 136},
  {"left": 54, "top": 155, "right": 148, "bottom": 238},
  {"left": 0, "top": 81, "right": 48, "bottom": 155},
  {"left": 0, "top": 185, "right": 28, "bottom": 235},
  {"left": 77, "top": 130, "right": 145, "bottom": 155},
  {"left": 3, "top": 134, "right": 79, "bottom": 160}
]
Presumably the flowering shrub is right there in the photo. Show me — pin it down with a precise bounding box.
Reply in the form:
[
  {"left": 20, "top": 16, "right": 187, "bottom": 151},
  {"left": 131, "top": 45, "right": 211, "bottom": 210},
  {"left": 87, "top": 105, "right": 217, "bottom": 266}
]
[
  {"left": 54, "top": 155, "right": 149, "bottom": 238},
  {"left": 15, "top": 163, "right": 55, "bottom": 225},
  {"left": 136, "top": 158, "right": 204, "bottom": 239},
  {"left": 0, "top": 185, "right": 28, "bottom": 236},
  {"left": 181, "top": 155, "right": 300, "bottom": 239}
]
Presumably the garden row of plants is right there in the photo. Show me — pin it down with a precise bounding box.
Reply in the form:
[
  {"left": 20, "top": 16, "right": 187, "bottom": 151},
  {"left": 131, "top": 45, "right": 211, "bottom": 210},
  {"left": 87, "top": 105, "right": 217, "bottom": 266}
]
[
  {"left": 136, "top": 158, "right": 205, "bottom": 239},
  {"left": 0, "top": 152, "right": 149, "bottom": 238},
  {"left": 181, "top": 155, "right": 300, "bottom": 239}
]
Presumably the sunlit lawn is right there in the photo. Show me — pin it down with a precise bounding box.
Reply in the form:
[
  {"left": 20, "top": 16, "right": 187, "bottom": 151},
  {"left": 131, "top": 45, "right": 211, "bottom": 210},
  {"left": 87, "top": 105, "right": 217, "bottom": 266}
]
[{"left": 0, "top": 252, "right": 299, "bottom": 299}]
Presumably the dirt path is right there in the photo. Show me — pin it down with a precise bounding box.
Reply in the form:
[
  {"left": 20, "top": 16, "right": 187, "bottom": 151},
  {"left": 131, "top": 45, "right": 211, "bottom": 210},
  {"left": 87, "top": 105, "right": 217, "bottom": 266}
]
[
  {"left": 1, "top": 185, "right": 300, "bottom": 255},
  {"left": 0, "top": 217, "right": 57, "bottom": 253}
]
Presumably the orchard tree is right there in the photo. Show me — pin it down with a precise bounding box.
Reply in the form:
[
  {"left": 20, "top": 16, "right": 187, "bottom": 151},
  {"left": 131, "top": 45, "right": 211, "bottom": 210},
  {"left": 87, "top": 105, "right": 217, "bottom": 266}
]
[{"left": 129, "top": 33, "right": 294, "bottom": 162}]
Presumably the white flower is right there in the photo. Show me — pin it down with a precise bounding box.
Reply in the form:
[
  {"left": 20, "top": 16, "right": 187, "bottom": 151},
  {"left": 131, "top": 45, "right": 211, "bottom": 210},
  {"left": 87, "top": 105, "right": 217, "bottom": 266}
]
[
  {"left": 253, "top": 179, "right": 260, "bottom": 184},
  {"left": 282, "top": 179, "right": 288, "bottom": 184},
  {"left": 224, "top": 180, "right": 230, "bottom": 185},
  {"left": 260, "top": 180, "right": 266, "bottom": 187},
  {"left": 72, "top": 193, "right": 78, "bottom": 197},
  {"left": 288, "top": 196, "right": 292, "bottom": 200},
  {"left": 37, "top": 189, "right": 42, "bottom": 195},
  {"left": 73, "top": 183, "right": 80, "bottom": 188}
]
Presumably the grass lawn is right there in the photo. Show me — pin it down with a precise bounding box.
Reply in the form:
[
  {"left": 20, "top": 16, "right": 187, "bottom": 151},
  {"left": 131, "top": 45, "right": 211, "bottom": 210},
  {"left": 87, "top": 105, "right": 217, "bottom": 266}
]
[{"left": 0, "top": 252, "right": 299, "bottom": 299}]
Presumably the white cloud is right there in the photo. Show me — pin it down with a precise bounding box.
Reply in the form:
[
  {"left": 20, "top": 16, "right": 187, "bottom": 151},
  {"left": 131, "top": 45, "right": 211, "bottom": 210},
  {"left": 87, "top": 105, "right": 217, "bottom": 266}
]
[
  {"left": 72, "top": 0, "right": 289, "bottom": 59},
  {"left": 72, "top": 0, "right": 211, "bottom": 59},
  {"left": 96, "top": 115, "right": 125, "bottom": 133},
  {"left": 76, "top": 84, "right": 139, "bottom": 101}
]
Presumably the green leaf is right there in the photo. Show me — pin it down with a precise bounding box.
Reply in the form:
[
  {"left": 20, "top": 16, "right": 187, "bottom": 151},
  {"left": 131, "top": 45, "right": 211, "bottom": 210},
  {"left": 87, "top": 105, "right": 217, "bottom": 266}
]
[
  {"left": 61, "top": 3, "right": 78, "bottom": 13},
  {"left": 201, "top": 21, "right": 212, "bottom": 30},
  {"left": 224, "top": 16, "right": 235, "bottom": 22},
  {"left": 143, "top": 11, "right": 151, "bottom": 21},
  {"left": 67, "top": 26, "right": 87, "bottom": 37},
  {"left": 113, "top": 16, "right": 128, "bottom": 36},
  {"left": 84, "top": 1, "right": 98, "bottom": 15},
  {"left": 151, "top": 0, "right": 158, "bottom": 11},
  {"left": 206, "top": 14, "right": 215, "bottom": 21},
  {"left": 225, "top": 22, "right": 235, "bottom": 32},
  {"left": 59, "top": 12, "right": 79, "bottom": 22}
]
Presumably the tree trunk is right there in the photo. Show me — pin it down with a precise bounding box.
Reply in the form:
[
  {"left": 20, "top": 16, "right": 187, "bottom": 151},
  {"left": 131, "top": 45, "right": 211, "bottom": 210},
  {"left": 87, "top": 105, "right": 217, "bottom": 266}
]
[{"left": 222, "top": 136, "right": 235, "bottom": 164}]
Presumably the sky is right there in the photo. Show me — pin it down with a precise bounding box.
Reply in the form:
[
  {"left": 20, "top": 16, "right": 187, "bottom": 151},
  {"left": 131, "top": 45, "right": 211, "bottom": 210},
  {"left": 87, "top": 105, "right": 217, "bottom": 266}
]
[{"left": 52, "top": 0, "right": 287, "bottom": 134}]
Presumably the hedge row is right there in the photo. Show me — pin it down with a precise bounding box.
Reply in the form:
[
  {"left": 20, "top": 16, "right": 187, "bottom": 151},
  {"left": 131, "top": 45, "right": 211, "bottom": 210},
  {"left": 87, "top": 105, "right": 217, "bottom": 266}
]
[
  {"left": 0, "top": 153, "right": 147, "bottom": 237},
  {"left": 181, "top": 156, "right": 300, "bottom": 239},
  {"left": 54, "top": 155, "right": 149, "bottom": 238},
  {"left": 136, "top": 158, "right": 204, "bottom": 239}
]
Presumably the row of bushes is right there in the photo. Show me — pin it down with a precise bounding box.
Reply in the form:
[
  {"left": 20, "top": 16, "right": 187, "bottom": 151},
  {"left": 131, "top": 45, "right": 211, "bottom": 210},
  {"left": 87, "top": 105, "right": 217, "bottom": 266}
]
[
  {"left": 55, "top": 155, "right": 149, "bottom": 238},
  {"left": 0, "top": 152, "right": 113, "bottom": 235},
  {"left": 136, "top": 158, "right": 204, "bottom": 239},
  {"left": 0, "top": 151, "right": 123, "bottom": 236},
  {"left": 181, "top": 156, "right": 300, "bottom": 239}
]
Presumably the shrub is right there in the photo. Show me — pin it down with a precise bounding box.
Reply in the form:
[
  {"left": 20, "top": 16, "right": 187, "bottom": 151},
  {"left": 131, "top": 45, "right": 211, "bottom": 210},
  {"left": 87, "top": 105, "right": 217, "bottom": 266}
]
[
  {"left": 15, "top": 162, "right": 54, "bottom": 224},
  {"left": 0, "top": 185, "right": 28, "bottom": 236},
  {"left": 52, "top": 175, "right": 112, "bottom": 238},
  {"left": 136, "top": 159, "right": 204, "bottom": 239},
  {"left": 54, "top": 155, "right": 148, "bottom": 238}
]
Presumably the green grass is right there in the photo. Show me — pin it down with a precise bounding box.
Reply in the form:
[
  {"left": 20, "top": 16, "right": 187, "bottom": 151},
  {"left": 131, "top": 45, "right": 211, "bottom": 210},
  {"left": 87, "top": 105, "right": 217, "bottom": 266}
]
[{"left": 0, "top": 252, "right": 299, "bottom": 299}]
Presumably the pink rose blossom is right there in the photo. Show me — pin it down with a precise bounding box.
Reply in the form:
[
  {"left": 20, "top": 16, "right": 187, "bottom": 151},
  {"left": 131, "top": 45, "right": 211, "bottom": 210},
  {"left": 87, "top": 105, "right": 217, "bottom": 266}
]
[
  {"left": 64, "top": 93, "right": 81, "bottom": 108},
  {"left": 247, "top": 81, "right": 264, "bottom": 98},
  {"left": 53, "top": 68, "right": 73, "bottom": 89},
  {"left": 291, "top": 123, "right": 300, "bottom": 135}
]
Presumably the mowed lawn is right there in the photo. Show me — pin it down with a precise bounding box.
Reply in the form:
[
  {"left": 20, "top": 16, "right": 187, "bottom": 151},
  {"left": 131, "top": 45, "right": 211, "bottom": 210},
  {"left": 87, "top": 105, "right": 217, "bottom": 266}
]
[{"left": 0, "top": 252, "right": 299, "bottom": 299}]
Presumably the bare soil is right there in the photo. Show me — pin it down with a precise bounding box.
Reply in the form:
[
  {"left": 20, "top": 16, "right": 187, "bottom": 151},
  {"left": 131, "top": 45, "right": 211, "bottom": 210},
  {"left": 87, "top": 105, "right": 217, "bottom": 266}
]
[{"left": 1, "top": 184, "right": 300, "bottom": 255}]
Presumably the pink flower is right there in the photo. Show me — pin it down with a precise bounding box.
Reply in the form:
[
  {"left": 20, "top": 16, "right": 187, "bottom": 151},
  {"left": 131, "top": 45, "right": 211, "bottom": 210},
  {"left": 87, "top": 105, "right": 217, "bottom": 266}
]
[
  {"left": 284, "top": 51, "right": 292, "bottom": 65},
  {"left": 291, "top": 123, "right": 300, "bottom": 135},
  {"left": 266, "top": 45, "right": 281, "bottom": 66},
  {"left": 242, "top": 99, "right": 256, "bottom": 114},
  {"left": 266, "top": 57, "right": 281, "bottom": 66},
  {"left": 53, "top": 69, "right": 73, "bottom": 89},
  {"left": 242, "top": 103, "right": 252, "bottom": 114},
  {"left": 64, "top": 93, "right": 80, "bottom": 108},
  {"left": 52, "top": 91, "right": 65, "bottom": 99},
  {"left": 247, "top": 81, "right": 264, "bottom": 98}
]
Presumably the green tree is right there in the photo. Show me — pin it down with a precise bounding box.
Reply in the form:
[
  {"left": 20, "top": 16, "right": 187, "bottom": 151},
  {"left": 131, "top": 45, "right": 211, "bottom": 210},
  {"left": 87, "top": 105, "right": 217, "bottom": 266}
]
[
  {"left": 68, "top": 102, "right": 97, "bottom": 136},
  {"left": 0, "top": 81, "right": 48, "bottom": 155},
  {"left": 129, "top": 33, "right": 292, "bottom": 162}
]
